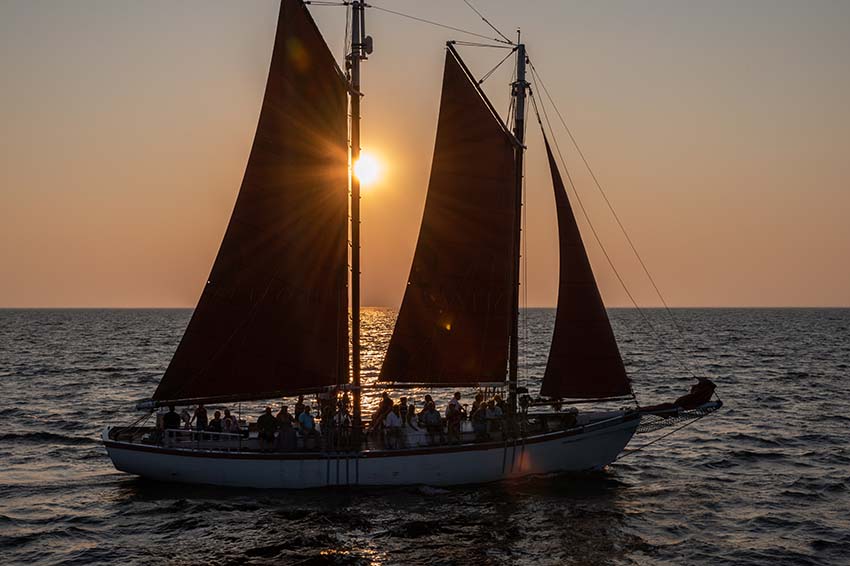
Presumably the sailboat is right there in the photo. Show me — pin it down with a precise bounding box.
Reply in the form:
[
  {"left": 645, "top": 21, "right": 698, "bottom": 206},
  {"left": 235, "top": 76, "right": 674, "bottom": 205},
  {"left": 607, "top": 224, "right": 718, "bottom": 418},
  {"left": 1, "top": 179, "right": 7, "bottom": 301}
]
[{"left": 103, "top": 0, "right": 720, "bottom": 489}]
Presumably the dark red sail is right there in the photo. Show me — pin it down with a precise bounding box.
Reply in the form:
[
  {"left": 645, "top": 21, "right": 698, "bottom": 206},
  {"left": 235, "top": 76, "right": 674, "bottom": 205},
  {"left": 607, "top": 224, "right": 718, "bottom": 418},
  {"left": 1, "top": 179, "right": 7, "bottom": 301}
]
[
  {"left": 540, "top": 136, "right": 631, "bottom": 399},
  {"left": 379, "top": 46, "right": 518, "bottom": 385},
  {"left": 153, "top": 0, "right": 348, "bottom": 405}
]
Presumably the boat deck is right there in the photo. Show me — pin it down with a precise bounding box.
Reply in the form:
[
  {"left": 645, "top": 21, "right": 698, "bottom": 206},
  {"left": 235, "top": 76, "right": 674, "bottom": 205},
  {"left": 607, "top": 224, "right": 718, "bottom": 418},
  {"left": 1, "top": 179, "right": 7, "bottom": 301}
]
[{"left": 106, "top": 410, "right": 635, "bottom": 456}]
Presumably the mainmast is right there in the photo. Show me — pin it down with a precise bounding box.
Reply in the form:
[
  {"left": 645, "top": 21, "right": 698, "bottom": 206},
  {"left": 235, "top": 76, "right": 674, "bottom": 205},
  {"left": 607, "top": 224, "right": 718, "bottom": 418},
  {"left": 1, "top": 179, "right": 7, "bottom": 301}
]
[
  {"left": 509, "top": 35, "right": 528, "bottom": 415},
  {"left": 348, "top": 0, "right": 370, "bottom": 436}
]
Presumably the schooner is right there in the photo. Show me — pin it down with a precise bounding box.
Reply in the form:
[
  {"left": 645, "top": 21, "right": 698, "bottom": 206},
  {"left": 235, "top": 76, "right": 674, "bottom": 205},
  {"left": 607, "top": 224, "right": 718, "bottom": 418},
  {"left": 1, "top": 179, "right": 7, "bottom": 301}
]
[{"left": 103, "top": 0, "right": 720, "bottom": 489}]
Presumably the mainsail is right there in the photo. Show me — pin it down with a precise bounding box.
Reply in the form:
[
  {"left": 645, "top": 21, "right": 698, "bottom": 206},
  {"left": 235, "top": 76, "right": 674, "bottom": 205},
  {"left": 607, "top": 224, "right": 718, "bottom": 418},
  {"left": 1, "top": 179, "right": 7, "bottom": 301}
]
[
  {"left": 153, "top": 0, "right": 349, "bottom": 405},
  {"left": 379, "top": 46, "right": 519, "bottom": 385},
  {"left": 540, "top": 136, "right": 631, "bottom": 399}
]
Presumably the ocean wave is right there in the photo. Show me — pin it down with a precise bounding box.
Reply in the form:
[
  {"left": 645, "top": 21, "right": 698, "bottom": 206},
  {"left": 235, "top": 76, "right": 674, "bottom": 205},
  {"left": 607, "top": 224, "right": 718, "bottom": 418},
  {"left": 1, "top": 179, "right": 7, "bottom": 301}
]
[{"left": 0, "top": 432, "right": 97, "bottom": 446}]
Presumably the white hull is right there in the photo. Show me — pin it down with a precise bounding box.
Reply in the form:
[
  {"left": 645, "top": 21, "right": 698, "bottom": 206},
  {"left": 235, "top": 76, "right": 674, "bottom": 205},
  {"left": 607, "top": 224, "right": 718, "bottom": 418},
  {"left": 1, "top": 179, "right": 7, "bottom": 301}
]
[{"left": 103, "top": 414, "right": 639, "bottom": 489}]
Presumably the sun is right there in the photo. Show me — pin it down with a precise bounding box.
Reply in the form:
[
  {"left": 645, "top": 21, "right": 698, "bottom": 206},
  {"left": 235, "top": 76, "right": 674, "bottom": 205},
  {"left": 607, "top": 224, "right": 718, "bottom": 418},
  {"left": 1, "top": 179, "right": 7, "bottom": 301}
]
[{"left": 354, "top": 151, "right": 381, "bottom": 187}]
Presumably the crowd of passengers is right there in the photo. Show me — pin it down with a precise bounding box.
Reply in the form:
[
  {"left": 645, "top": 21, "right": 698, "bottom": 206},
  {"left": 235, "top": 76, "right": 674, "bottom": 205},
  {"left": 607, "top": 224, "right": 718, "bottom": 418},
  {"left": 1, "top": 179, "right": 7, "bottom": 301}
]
[{"left": 158, "top": 391, "right": 509, "bottom": 451}]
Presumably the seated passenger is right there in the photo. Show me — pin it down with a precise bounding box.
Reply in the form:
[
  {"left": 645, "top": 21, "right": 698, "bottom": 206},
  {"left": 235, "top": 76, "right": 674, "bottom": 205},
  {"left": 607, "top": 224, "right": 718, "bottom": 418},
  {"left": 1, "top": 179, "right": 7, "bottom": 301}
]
[
  {"left": 208, "top": 410, "right": 223, "bottom": 433},
  {"left": 222, "top": 409, "right": 240, "bottom": 435},
  {"left": 180, "top": 408, "right": 192, "bottom": 429},
  {"left": 485, "top": 399, "right": 503, "bottom": 434},
  {"left": 294, "top": 395, "right": 306, "bottom": 418},
  {"left": 162, "top": 405, "right": 181, "bottom": 431},
  {"left": 369, "top": 392, "right": 394, "bottom": 432},
  {"left": 257, "top": 406, "right": 278, "bottom": 452}
]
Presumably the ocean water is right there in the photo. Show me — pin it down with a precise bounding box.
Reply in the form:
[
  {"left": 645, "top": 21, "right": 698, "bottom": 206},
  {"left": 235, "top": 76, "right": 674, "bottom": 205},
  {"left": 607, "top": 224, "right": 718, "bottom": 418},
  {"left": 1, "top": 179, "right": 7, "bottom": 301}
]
[{"left": 1, "top": 307, "right": 849, "bottom": 566}]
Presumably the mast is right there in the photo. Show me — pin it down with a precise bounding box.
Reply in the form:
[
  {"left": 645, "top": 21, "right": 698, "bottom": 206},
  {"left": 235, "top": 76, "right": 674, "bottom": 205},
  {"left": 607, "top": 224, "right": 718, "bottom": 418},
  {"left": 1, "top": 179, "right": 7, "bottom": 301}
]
[
  {"left": 508, "top": 35, "right": 528, "bottom": 415},
  {"left": 349, "top": 0, "right": 368, "bottom": 436}
]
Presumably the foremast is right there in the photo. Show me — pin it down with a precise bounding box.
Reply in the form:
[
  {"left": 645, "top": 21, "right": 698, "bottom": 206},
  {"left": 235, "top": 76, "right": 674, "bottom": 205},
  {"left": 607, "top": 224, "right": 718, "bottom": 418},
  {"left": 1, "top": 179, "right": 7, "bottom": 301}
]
[
  {"left": 348, "top": 1, "right": 370, "bottom": 436},
  {"left": 508, "top": 36, "right": 528, "bottom": 415}
]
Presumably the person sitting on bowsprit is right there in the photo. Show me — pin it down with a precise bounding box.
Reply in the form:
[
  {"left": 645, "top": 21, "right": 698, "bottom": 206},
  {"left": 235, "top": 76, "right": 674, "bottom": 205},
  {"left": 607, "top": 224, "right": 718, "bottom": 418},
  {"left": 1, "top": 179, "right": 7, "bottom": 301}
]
[
  {"left": 674, "top": 377, "right": 716, "bottom": 409},
  {"left": 640, "top": 377, "right": 717, "bottom": 414}
]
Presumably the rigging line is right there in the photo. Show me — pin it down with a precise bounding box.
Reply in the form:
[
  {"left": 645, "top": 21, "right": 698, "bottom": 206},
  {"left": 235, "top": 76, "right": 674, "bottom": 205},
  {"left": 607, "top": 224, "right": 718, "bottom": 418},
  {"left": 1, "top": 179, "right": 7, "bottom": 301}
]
[
  {"left": 366, "top": 3, "right": 513, "bottom": 45},
  {"left": 528, "top": 86, "right": 696, "bottom": 385},
  {"left": 614, "top": 411, "right": 709, "bottom": 461},
  {"left": 522, "top": 136, "right": 529, "bottom": 382},
  {"left": 452, "top": 41, "right": 516, "bottom": 49},
  {"left": 478, "top": 47, "right": 517, "bottom": 85},
  {"left": 460, "top": 0, "right": 513, "bottom": 44},
  {"left": 527, "top": 60, "right": 691, "bottom": 344}
]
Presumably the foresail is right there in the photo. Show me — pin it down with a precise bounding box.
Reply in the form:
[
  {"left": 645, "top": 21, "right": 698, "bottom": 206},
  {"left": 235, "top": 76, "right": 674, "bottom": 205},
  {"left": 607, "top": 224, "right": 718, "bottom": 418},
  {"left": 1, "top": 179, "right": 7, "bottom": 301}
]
[
  {"left": 540, "top": 136, "right": 631, "bottom": 400},
  {"left": 379, "top": 46, "right": 518, "bottom": 386},
  {"left": 153, "top": 0, "right": 348, "bottom": 405}
]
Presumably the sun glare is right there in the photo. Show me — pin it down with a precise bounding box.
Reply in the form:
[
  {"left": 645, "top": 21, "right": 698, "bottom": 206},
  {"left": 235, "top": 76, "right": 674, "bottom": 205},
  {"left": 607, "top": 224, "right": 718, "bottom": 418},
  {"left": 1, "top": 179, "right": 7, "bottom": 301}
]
[{"left": 354, "top": 152, "right": 381, "bottom": 187}]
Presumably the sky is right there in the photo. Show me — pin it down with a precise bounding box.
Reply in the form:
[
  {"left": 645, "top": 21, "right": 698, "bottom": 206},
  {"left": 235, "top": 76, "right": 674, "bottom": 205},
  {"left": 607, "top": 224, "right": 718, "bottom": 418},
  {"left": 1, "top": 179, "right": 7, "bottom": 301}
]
[{"left": 1, "top": 0, "right": 848, "bottom": 308}]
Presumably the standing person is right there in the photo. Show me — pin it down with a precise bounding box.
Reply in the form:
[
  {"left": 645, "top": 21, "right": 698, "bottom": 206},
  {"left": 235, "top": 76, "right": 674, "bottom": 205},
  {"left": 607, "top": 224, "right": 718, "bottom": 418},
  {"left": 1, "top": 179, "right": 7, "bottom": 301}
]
[
  {"left": 191, "top": 403, "right": 208, "bottom": 432},
  {"left": 446, "top": 401, "right": 462, "bottom": 444},
  {"left": 276, "top": 405, "right": 295, "bottom": 429},
  {"left": 298, "top": 406, "right": 318, "bottom": 449},
  {"left": 471, "top": 402, "right": 488, "bottom": 441},
  {"left": 256, "top": 407, "right": 278, "bottom": 452},
  {"left": 333, "top": 401, "right": 352, "bottom": 449},
  {"left": 275, "top": 405, "right": 296, "bottom": 451},
  {"left": 423, "top": 401, "right": 443, "bottom": 445},
  {"left": 294, "top": 395, "right": 306, "bottom": 418},
  {"left": 384, "top": 405, "right": 403, "bottom": 449},
  {"left": 399, "top": 397, "right": 409, "bottom": 421},
  {"left": 447, "top": 391, "right": 462, "bottom": 418},
  {"left": 403, "top": 401, "right": 419, "bottom": 447},
  {"left": 162, "top": 405, "right": 181, "bottom": 431},
  {"left": 471, "top": 392, "right": 484, "bottom": 416}
]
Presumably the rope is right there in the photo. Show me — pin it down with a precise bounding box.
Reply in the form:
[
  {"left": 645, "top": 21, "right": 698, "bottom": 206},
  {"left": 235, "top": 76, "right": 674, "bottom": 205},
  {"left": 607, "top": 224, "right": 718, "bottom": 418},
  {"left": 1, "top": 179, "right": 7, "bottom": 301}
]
[
  {"left": 367, "top": 3, "right": 513, "bottom": 45},
  {"left": 460, "top": 0, "right": 513, "bottom": 44},
  {"left": 478, "top": 47, "right": 517, "bottom": 84},
  {"left": 615, "top": 411, "right": 709, "bottom": 461},
  {"left": 452, "top": 41, "right": 515, "bottom": 50}
]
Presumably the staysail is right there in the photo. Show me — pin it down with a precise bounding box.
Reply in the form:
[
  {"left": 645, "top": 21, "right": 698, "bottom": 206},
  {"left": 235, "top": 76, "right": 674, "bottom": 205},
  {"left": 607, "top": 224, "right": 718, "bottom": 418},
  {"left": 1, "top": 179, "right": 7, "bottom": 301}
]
[
  {"left": 540, "top": 136, "right": 631, "bottom": 399},
  {"left": 379, "top": 46, "right": 519, "bottom": 385},
  {"left": 153, "top": 0, "right": 349, "bottom": 405}
]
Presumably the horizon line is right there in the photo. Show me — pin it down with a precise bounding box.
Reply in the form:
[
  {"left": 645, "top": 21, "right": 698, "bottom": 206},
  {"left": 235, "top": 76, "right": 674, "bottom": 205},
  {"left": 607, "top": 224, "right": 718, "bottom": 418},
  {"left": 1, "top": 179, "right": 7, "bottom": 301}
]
[{"left": 2, "top": 305, "right": 849, "bottom": 310}]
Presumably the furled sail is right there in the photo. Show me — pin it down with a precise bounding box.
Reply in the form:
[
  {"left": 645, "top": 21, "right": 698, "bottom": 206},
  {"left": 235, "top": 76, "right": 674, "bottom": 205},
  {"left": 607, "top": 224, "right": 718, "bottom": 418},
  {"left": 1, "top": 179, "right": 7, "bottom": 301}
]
[
  {"left": 540, "top": 136, "right": 631, "bottom": 399},
  {"left": 379, "top": 46, "right": 518, "bottom": 385},
  {"left": 153, "top": 0, "right": 349, "bottom": 405}
]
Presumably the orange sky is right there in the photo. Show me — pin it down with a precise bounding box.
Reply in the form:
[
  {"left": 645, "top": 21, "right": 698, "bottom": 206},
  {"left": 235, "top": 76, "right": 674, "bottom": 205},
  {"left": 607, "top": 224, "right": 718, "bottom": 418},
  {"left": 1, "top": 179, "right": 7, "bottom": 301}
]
[{"left": 1, "top": 0, "right": 848, "bottom": 308}]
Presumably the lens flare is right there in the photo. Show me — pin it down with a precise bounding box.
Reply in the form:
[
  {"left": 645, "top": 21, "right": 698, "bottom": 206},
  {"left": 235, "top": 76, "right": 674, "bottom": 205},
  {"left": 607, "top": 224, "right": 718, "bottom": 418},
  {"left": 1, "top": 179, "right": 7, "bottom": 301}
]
[{"left": 354, "top": 152, "right": 381, "bottom": 186}]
